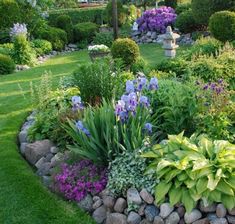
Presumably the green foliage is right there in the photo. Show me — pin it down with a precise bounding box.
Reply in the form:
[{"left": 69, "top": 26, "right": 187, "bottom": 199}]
[
  {"left": 164, "top": 0, "right": 178, "bottom": 8},
  {"left": 107, "top": 150, "right": 155, "bottom": 196},
  {"left": 73, "top": 58, "right": 116, "bottom": 105},
  {"left": 55, "top": 15, "right": 74, "bottom": 43},
  {"left": 48, "top": 7, "right": 105, "bottom": 26},
  {"left": 143, "top": 133, "right": 235, "bottom": 212},
  {"left": 73, "top": 22, "right": 98, "bottom": 43},
  {"left": 175, "top": 9, "right": 197, "bottom": 33},
  {"left": 38, "top": 26, "right": 68, "bottom": 51},
  {"left": 0, "top": 0, "right": 20, "bottom": 29},
  {"left": 150, "top": 80, "right": 198, "bottom": 141},
  {"left": 175, "top": 3, "right": 191, "bottom": 14},
  {"left": 130, "top": 56, "right": 150, "bottom": 75},
  {"left": 0, "top": 53, "right": 15, "bottom": 75},
  {"left": 0, "top": 43, "right": 13, "bottom": 56},
  {"left": 209, "top": 11, "right": 235, "bottom": 42},
  {"left": 111, "top": 38, "right": 140, "bottom": 66},
  {"left": 12, "top": 35, "right": 36, "bottom": 66},
  {"left": 53, "top": 0, "right": 77, "bottom": 8},
  {"left": 30, "top": 39, "right": 52, "bottom": 56},
  {"left": 93, "top": 32, "right": 114, "bottom": 48},
  {"left": 127, "top": 4, "right": 138, "bottom": 24},
  {"left": 0, "top": 28, "right": 11, "bottom": 44}
]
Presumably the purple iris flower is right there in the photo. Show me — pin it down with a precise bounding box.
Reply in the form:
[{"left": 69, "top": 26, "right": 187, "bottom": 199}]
[
  {"left": 144, "top": 123, "right": 153, "bottom": 134},
  {"left": 126, "top": 80, "right": 135, "bottom": 93},
  {"left": 115, "top": 100, "right": 125, "bottom": 115},
  {"left": 126, "top": 92, "right": 138, "bottom": 112},
  {"left": 72, "top": 96, "right": 83, "bottom": 111},
  {"left": 75, "top": 120, "right": 91, "bottom": 137},
  {"left": 139, "top": 96, "right": 150, "bottom": 107},
  {"left": 137, "top": 77, "right": 147, "bottom": 91},
  {"left": 149, "top": 77, "right": 159, "bottom": 90}
]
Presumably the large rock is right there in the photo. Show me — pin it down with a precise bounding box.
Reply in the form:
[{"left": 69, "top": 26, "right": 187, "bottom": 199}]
[
  {"left": 184, "top": 209, "right": 202, "bottom": 224},
  {"left": 127, "top": 188, "right": 142, "bottom": 205},
  {"left": 50, "top": 152, "right": 64, "bottom": 167},
  {"left": 25, "top": 140, "right": 53, "bottom": 165},
  {"left": 114, "top": 198, "right": 127, "bottom": 213},
  {"left": 140, "top": 189, "right": 154, "bottom": 204},
  {"left": 145, "top": 205, "right": 160, "bottom": 222},
  {"left": 36, "top": 162, "right": 51, "bottom": 176},
  {"left": 77, "top": 194, "right": 93, "bottom": 212},
  {"left": 165, "top": 212, "right": 180, "bottom": 224},
  {"left": 159, "top": 203, "right": 174, "bottom": 218},
  {"left": 92, "top": 205, "right": 107, "bottom": 224},
  {"left": 103, "top": 196, "right": 115, "bottom": 210},
  {"left": 199, "top": 201, "right": 216, "bottom": 213},
  {"left": 93, "top": 199, "right": 103, "bottom": 210},
  {"left": 20, "top": 143, "right": 28, "bottom": 155},
  {"left": 216, "top": 204, "right": 227, "bottom": 218},
  {"left": 106, "top": 213, "right": 127, "bottom": 224},
  {"left": 19, "top": 130, "right": 28, "bottom": 143},
  {"left": 127, "top": 211, "right": 141, "bottom": 224}
]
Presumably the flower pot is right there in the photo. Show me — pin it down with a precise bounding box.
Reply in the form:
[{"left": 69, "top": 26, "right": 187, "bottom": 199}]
[{"left": 89, "top": 51, "right": 110, "bottom": 62}]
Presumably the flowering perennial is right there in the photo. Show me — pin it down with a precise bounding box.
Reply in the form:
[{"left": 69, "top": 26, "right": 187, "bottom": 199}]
[
  {"left": 54, "top": 160, "right": 108, "bottom": 202},
  {"left": 137, "top": 7, "right": 177, "bottom": 33},
  {"left": 10, "top": 23, "right": 28, "bottom": 38},
  {"left": 88, "top": 44, "right": 110, "bottom": 53}
]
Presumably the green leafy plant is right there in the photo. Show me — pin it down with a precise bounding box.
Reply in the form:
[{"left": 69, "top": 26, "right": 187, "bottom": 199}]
[
  {"left": 175, "top": 3, "right": 191, "bottom": 14},
  {"left": 143, "top": 132, "right": 235, "bottom": 212},
  {"left": 0, "top": 43, "right": 13, "bottom": 56},
  {"left": 30, "top": 39, "right": 52, "bottom": 56},
  {"left": 93, "top": 32, "right": 114, "bottom": 48},
  {"left": 0, "top": 53, "right": 15, "bottom": 75}
]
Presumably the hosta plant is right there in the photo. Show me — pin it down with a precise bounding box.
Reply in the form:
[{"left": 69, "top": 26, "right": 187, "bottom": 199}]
[{"left": 143, "top": 132, "right": 235, "bottom": 212}]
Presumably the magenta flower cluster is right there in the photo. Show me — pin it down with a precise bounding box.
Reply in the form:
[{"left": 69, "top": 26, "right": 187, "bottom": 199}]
[
  {"left": 54, "top": 160, "right": 108, "bottom": 202},
  {"left": 137, "top": 6, "right": 177, "bottom": 33}
]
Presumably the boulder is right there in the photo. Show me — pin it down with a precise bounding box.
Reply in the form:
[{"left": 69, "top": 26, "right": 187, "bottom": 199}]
[
  {"left": 106, "top": 213, "right": 127, "bottom": 224},
  {"left": 165, "top": 212, "right": 180, "bottom": 224},
  {"left": 159, "top": 203, "right": 174, "bottom": 219},
  {"left": 127, "top": 188, "right": 142, "bottom": 205},
  {"left": 127, "top": 211, "right": 141, "bottom": 224},
  {"left": 144, "top": 205, "right": 160, "bottom": 222},
  {"left": 77, "top": 194, "right": 93, "bottom": 212},
  {"left": 184, "top": 209, "right": 202, "bottom": 224},
  {"left": 103, "top": 196, "right": 115, "bottom": 210},
  {"left": 114, "top": 198, "right": 127, "bottom": 213},
  {"left": 92, "top": 205, "right": 107, "bottom": 224}
]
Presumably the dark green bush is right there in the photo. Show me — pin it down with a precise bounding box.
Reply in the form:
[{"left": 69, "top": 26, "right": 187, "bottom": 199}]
[
  {"left": 175, "top": 3, "right": 191, "bottom": 14},
  {"left": 0, "top": 53, "right": 15, "bottom": 75},
  {"left": 0, "top": 29, "right": 11, "bottom": 44},
  {"left": 74, "top": 22, "right": 98, "bottom": 43},
  {"left": 38, "top": 26, "right": 68, "bottom": 51},
  {"left": 55, "top": 15, "right": 74, "bottom": 43},
  {"left": 93, "top": 32, "right": 114, "bottom": 48},
  {"left": 0, "top": 0, "right": 21, "bottom": 29},
  {"left": 209, "top": 11, "right": 235, "bottom": 42},
  {"left": 111, "top": 38, "right": 140, "bottom": 66},
  {"left": 164, "top": 0, "right": 178, "bottom": 8},
  {"left": 175, "top": 9, "right": 197, "bottom": 33},
  {"left": 30, "top": 39, "right": 52, "bottom": 56}
]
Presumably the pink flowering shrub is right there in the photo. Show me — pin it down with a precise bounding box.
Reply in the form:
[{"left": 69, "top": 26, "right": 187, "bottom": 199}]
[{"left": 54, "top": 160, "right": 108, "bottom": 202}]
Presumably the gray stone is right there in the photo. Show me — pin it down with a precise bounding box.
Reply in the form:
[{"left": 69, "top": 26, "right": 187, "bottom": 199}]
[
  {"left": 228, "top": 209, "right": 235, "bottom": 216},
  {"left": 50, "top": 146, "right": 59, "bottom": 154},
  {"left": 20, "top": 143, "right": 28, "bottom": 155},
  {"left": 50, "top": 152, "right": 64, "bottom": 167},
  {"left": 216, "top": 204, "right": 227, "bottom": 218},
  {"left": 68, "top": 44, "right": 77, "bottom": 49},
  {"left": 100, "top": 189, "right": 112, "bottom": 199},
  {"left": 92, "top": 205, "right": 107, "bottom": 224},
  {"left": 192, "top": 218, "right": 209, "bottom": 224},
  {"left": 35, "top": 157, "right": 47, "bottom": 169},
  {"left": 199, "top": 201, "right": 216, "bottom": 213},
  {"left": 138, "top": 204, "right": 146, "bottom": 216},
  {"left": 154, "top": 216, "right": 164, "bottom": 224},
  {"left": 151, "top": 32, "right": 157, "bottom": 39},
  {"left": 180, "top": 219, "right": 186, "bottom": 224},
  {"left": 177, "top": 206, "right": 186, "bottom": 218},
  {"left": 146, "top": 31, "right": 152, "bottom": 37},
  {"left": 159, "top": 203, "right": 174, "bottom": 218},
  {"left": 207, "top": 213, "right": 217, "bottom": 221},
  {"left": 77, "top": 194, "right": 93, "bottom": 212},
  {"left": 184, "top": 209, "right": 202, "bottom": 224},
  {"left": 210, "top": 218, "right": 228, "bottom": 224},
  {"left": 103, "top": 196, "right": 115, "bottom": 209},
  {"left": 93, "top": 199, "right": 103, "bottom": 210},
  {"left": 140, "top": 219, "right": 151, "bottom": 224},
  {"left": 25, "top": 140, "right": 53, "bottom": 165},
  {"left": 42, "top": 176, "right": 52, "bottom": 187},
  {"left": 36, "top": 162, "right": 51, "bottom": 176},
  {"left": 19, "top": 130, "right": 28, "bottom": 143},
  {"left": 93, "top": 196, "right": 101, "bottom": 202},
  {"left": 165, "top": 212, "right": 180, "bottom": 224},
  {"left": 45, "top": 153, "right": 54, "bottom": 162},
  {"left": 114, "top": 198, "right": 127, "bottom": 213},
  {"left": 140, "top": 189, "right": 154, "bottom": 204},
  {"left": 144, "top": 205, "right": 160, "bottom": 222},
  {"left": 127, "top": 188, "right": 142, "bottom": 205},
  {"left": 106, "top": 213, "right": 127, "bottom": 224},
  {"left": 227, "top": 215, "right": 235, "bottom": 224},
  {"left": 127, "top": 212, "right": 141, "bottom": 224}
]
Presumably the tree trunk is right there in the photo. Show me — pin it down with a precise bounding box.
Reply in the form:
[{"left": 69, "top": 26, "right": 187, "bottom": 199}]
[{"left": 112, "top": 0, "right": 118, "bottom": 39}]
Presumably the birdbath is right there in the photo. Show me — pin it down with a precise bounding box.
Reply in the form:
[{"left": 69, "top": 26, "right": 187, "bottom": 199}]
[{"left": 162, "top": 26, "right": 180, "bottom": 58}]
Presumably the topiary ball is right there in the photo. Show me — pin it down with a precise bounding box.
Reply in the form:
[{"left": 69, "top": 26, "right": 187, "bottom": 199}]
[
  {"left": 209, "top": 11, "right": 235, "bottom": 42},
  {"left": 0, "top": 53, "right": 15, "bottom": 75},
  {"left": 111, "top": 38, "right": 140, "bottom": 66}
]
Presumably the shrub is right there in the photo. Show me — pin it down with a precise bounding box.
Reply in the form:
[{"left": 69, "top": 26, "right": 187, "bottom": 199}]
[
  {"left": 209, "top": 11, "right": 235, "bottom": 42},
  {"left": 12, "top": 34, "right": 36, "bottom": 65},
  {"left": 175, "top": 9, "right": 197, "bottom": 33},
  {"left": 0, "top": 0, "right": 21, "bottom": 30},
  {"left": 93, "top": 32, "right": 114, "bottom": 48},
  {"left": 175, "top": 3, "right": 191, "bottom": 14},
  {"left": 55, "top": 15, "right": 74, "bottom": 43},
  {"left": 30, "top": 39, "right": 52, "bottom": 56},
  {"left": 143, "top": 133, "right": 235, "bottom": 212},
  {"left": 107, "top": 151, "right": 155, "bottom": 196},
  {"left": 38, "top": 26, "right": 68, "bottom": 51},
  {"left": 164, "top": 0, "right": 180, "bottom": 8},
  {"left": 0, "top": 29, "right": 11, "bottom": 44},
  {"left": 0, "top": 53, "right": 15, "bottom": 75},
  {"left": 130, "top": 57, "right": 150, "bottom": 75},
  {"left": 111, "top": 38, "right": 140, "bottom": 66},
  {"left": 0, "top": 43, "right": 13, "bottom": 56},
  {"left": 137, "top": 7, "right": 177, "bottom": 33},
  {"left": 74, "top": 22, "right": 98, "bottom": 43}
]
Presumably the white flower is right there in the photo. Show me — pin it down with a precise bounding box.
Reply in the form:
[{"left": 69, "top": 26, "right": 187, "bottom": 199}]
[{"left": 88, "top": 44, "right": 110, "bottom": 53}]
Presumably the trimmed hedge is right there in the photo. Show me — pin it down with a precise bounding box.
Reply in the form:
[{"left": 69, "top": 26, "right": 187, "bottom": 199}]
[
  {"left": 48, "top": 7, "right": 105, "bottom": 26},
  {"left": 0, "top": 53, "right": 15, "bottom": 75},
  {"left": 74, "top": 22, "right": 98, "bottom": 43},
  {"left": 30, "top": 39, "right": 52, "bottom": 56}
]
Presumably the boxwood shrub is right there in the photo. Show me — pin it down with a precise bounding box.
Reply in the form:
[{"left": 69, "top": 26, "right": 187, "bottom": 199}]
[
  {"left": 30, "top": 39, "right": 52, "bottom": 56},
  {"left": 0, "top": 53, "right": 15, "bottom": 75},
  {"left": 74, "top": 22, "right": 98, "bottom": 43}
]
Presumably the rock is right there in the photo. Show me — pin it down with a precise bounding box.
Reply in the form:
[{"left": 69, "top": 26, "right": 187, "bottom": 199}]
[
  {"left": 140, "top": 189, "right": 154, "bottom": 204},
  {"left": 228, "top": 209, "right": 235, "bottom": 216},
  {"left": 138, "top": 204, "right": 146, "bottom": 216},
  {"left": 77, "top": 194, "right": 93, "bottom": 212},
  {"left": 93, "top": 199, "right": 103, "bottom": 210},
  {"left": 144, "top": 205, "right": 160, "bottom": 222},
  {"left": 146, "top": 31, "right": 152, "bottom": 37},
  {"left": 114, "top": 198, "right": 127, "bottom": 213},
  {"left": 50, "top": 152, "right": 64, "bottom": 167},
  {"left": 127, "top": 212, "right": 141, "bottom": 224},
  {"left": 50, "top": 146, "right": 59, "bottom": 154},
  {"left": 93, "top": 196, "right": 101, "bottom": 202},
  {"left": 140, "top": 219, "right": 152, "bottom": 224},
  {"left": 20, "top": 143, "right": 28, "bottom": 155},
  {"left": 42, "top": 175, "right": 52, "bottom": 187},
  {"left": 68, "top": 44, "right": 77, "bottom": 49},
  {"left": 92, "top": 205, "right": 107, "bottom": 224},
  {"left": 216, "top": 204, "right": 227, "bottom": 218},
  {"left": 25, "top": 140, "right": 53, "bottom": 165},
  {"left": 159, "top": 203, "right": 174, "bottom": 218},
  {"left": 19, "top": 130, "right": 28, "bottom": 143},
  {"left": 199, "top": 201, "right": 216, "bottom": 213},
  {"left": 207, "top": 213, "right": 217, "bottom": 221},
  {"left": 184, "top": 209, "right": 202, "bottom": 224},
  {"left": 227, "top": 215, "right": 235, "bottom": 224},
  {"left": 165, "top": 212, "right": 180, "bottom": 224},
  {"left": 210, "top": 218, "right": 228, "bottom": 224},
  {"left": 154, "top": 216, "right": 164, "bottom": 224},
  {"left": 45, "top": 153, "right": 54, "bottom": 162},
  {"left": 100, "top": 189, "right": 112, "bottom": 199},
  {"left": 151, "top": 32, "right": 157, "bottom": 39},
  {"left": 127, "top": 188, "right": 142, "bottom": 205},
  {"left": 35, "top": 157, "right": 47, "bottom": 169},
  {"left": 192, "top": 218, "right": 209, "bottom": 224},
  {"left": 103, "top": 196, "right": 115, "bottom": 209},
  {"left": 106, "top": 213, "right": 127, "bottom": 224},
  {"left": 180, "top": 219, "right": 186, "bottom": 224},
  {"left": 36, "top": 162, "right": 51, "bottom": 176},
  {"left": 177, "top": 206, "right": 186, "bottom": 218}
]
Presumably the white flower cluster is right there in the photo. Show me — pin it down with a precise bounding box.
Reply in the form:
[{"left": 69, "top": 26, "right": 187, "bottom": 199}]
[
  {"left": 10, "top": 23, "right": 28, "bottom": 38},
  {"left": 88, "top": 44, "right": 110, "bottom": 53}
]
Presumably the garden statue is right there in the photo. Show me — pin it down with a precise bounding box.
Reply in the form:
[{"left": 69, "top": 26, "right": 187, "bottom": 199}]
[
  {"left": 132, "top": 22, "right": 139, "bottom": 31},
  {"left": 162, "top": 26, "right": 180, "bottom": 58}
]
